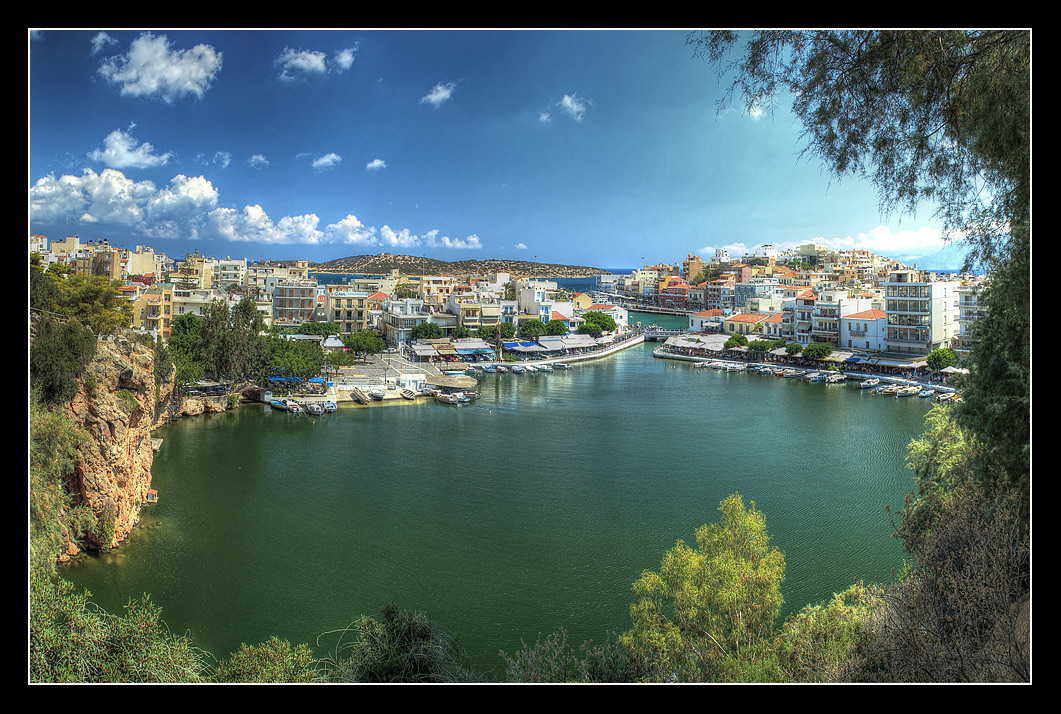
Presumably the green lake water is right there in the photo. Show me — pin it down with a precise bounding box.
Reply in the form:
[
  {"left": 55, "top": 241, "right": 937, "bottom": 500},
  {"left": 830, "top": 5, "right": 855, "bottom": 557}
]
[{"left": 61, "top": 320, "right": 933, "bottom": 679}]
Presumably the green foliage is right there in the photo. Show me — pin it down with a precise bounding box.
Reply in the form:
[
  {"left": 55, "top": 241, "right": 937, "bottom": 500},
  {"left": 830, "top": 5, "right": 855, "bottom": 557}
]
[
  {"left": 322, "top": 604, "right": 476, "bottom": 683},
  {"left": 212, "top": 637, "right": 321, "bottom": 683},
  {"left": 582, "top": 311, "right": 617, "bottom": 333},
  {"left": 410, "top": 321, "right": 443, "bottom": 341},
  {"left": 30, "top": 315, "right": 98, "bottom": 405},
  {"left": 501, "top": 627, "right": 650, "bottom": 683},
  {"left": 577, "top": 322, "right": 602, "bottom": 338},
  {"left": 29, "top": 394, "right": 94, "bottom": 577},
  {"left": 723, "top": 333, "right": 748, "bottom": 349},
  {"left": 784, "top": 342, "right": 802, "bottom": 355},
  {"left": 801, "top": 342, "right": 833, "bottom": 361},
  {"left": 518, "top": 319, "right": 545, "bottom": 339},
  {"left": 620, "top": 494, "right": 785, "bottom": 682},
  {"left": 774, "top": 582, "right": 877, "bottom": 682},
  {"left": 925, "top": 347, "right": 958, "bottom": 373},
  {"left": 265, "top": 335, "right": 325, "bottom": 381},
  {"left": 54, "top": 273, "right": 134, "bottom": 334},
  {"left": 343, "top": 330, "right": 385, "bottom": 356},
  {"left": 30, "top": 574, "right": 208, "bottom": 682},
  {"left": 543, "top": 319, "right": 568, "bottom": 335}
]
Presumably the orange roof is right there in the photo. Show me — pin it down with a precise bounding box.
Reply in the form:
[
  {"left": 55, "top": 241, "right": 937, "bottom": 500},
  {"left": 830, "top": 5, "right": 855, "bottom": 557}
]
[
  {"left": 692, "top": 308, "right": 723, "bottom": 317},
  {"left": 587, "top": 303, "right": 616, "bottom": 310},
  {"left": 764, "top": 312, "right": 784, "bottom": 323},
  {"left": 726, "top": 313, "right": 768, "bottom": 323},
  {"left": 845, "top": 309, "right": 885, "bottom": 320},
  {"left": 367, "top": 291, "right": 388, "bottom": 300}
]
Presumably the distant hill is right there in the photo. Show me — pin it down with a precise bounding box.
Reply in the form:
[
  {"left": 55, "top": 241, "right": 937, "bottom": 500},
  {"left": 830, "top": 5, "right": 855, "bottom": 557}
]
[{"left": 309, "top": 253, "right": 609, "bottom": 279}]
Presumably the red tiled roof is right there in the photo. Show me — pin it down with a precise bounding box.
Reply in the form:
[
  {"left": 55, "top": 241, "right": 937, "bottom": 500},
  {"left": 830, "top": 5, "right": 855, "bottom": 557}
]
[{"left": 844, "top": 309, "right": 885, "bottom": 320}]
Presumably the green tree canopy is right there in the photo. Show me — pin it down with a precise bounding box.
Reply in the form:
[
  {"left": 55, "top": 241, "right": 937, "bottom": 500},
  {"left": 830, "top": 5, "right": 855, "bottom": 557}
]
[
  {"left": 410, "top": 322, "right": 443, "bottom": 341},
  {"left": 620, "top": 494, "right": 785, "bottom": 682},
  {"left": 801, "top": 342, "right": 834, "bottom": 361}
]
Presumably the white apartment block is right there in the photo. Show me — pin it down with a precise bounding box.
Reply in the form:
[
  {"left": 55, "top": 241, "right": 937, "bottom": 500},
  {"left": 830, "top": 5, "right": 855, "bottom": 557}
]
[
  {"left": 841, "top": 309, "right": 887, "bottom": 352},
  {"left": 882, "top": 270, "right": 960, "bottom": 357},
  {"left": 953, "top": 282, "right": 989, "bottom": 357}
]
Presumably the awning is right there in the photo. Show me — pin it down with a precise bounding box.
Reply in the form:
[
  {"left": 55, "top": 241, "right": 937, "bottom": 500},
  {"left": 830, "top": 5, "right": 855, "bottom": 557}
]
[{"left": 411, "top": 344, "right": 438, "bottom": 356}]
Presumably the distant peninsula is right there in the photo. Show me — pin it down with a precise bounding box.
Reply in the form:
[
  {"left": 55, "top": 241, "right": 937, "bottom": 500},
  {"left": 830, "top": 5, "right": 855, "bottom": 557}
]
[{"left": 308, "top": 253, "right": 610, "bottom": 279}]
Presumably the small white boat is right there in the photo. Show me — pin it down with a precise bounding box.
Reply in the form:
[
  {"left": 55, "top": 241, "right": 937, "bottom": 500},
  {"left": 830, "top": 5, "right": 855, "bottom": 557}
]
[
  {"left": 523, "top": 363, "right": 538, "bottom": 372},
  {"left": 323, "top": 401, "right": 337, "bottom": 412},
  {"left": 284, "top": 399, "right": 303, "bottom": 414},
  {"left": 553, "top": 363, "right": 572, "bottom": 370},
  {"left": 510, "top": 364, "right": 525, "bottom": 373},
  {"left": 305, "top": 402, "right": 323, "bottom": 416},
  {"left": 896, "top": 385, "right": 920, "bottom": 397},
  {"left": 368, "top": 387, "right": 387, "bottom": 401},
  {"left": 436, "top": 392, "right": 459, "bottom": 404},
  {"left": 726, "top": 363, "right": 746, "bottom": 372},
  {"left": 825, "top": 373, "right": 846, "bottom": 383},
  {"left": 918, "top": 388, "right": 935, "bottom": 398},
  {"left": 400, "top": 388, "right": 417, "bottom": 400},
  {"left": 537, "top": 364, "right": 553, "bottom": 372},
  {"left": 270, "top": 398, "right": 287, "bottom": 411},
  {"left": 859, "top": 378, "right": 880, "bottom": 389},
  {"left": 351, "top": 388, "right": 371, "bottom": 404},
  {"left": 495, "top": 365, "right": 508, "bottom": 373}
]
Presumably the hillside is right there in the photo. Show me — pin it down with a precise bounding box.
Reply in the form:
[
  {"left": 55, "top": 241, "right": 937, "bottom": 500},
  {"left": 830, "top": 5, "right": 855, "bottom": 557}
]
[{"left": 309, "top": 253, "right": 609, "bottom": 279}]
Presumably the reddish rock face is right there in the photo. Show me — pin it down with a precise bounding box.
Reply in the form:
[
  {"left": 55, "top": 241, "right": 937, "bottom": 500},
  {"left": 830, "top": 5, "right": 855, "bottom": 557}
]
[{"left": 61, "top": 331, "right": 185, "bottom": 554}]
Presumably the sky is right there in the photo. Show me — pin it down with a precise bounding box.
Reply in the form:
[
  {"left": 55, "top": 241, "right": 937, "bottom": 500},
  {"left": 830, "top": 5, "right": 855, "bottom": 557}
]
[{"left": 28, "top": 28, "right": 966, "bottom": 270}]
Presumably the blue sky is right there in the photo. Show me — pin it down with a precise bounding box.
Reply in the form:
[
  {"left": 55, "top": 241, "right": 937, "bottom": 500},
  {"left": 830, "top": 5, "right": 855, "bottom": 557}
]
[{"left": 29, "top": 28, "right": 963, "bottom": 270}]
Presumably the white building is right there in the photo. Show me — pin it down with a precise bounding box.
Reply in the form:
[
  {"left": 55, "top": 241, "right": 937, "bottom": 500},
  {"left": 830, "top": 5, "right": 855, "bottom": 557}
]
[
  {"left": 882, "top": 270, "right": 961, "bottom": 357},
  {"left": 841, "top": 309, "right": 887, "bottom": 352}
]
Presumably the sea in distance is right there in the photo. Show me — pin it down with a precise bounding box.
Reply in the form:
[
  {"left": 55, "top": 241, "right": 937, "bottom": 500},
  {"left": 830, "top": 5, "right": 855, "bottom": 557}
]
[{"left": 60, "top": 278, "right": 935, "bottom": 680}]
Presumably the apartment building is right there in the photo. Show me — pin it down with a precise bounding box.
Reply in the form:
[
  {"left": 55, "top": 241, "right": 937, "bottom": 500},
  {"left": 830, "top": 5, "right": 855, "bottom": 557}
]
[
  {"left": 271, "top": 279, "right": 320, "bottom": 328},
  {"left": 882, "top": 269, "right": 960, "bottom": 357},
  {"left": 841, "top": 308, "right": 886, "bottom": 352},
  {"left": 382, "top": 297, "right": 432, "bottom": 346},
  {"left": 953, "top": 281, "right": 989, "bottom": 357}
]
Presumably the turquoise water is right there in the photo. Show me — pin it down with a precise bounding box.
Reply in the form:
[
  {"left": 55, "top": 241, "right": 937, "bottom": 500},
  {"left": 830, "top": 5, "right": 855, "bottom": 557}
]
[{"left": 61, "top": 329, "right": 932, "bottom": 678}]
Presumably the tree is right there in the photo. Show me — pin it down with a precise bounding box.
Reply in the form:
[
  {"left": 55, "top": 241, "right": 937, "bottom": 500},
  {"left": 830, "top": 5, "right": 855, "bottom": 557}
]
[
  {"left": 693, "top": 30, "right": 1030, "bottom": 507},
  {"left": 801, "top": 342, "right": 833, "bottom": 361},
  {"left": 582, "top": 311, "right": 617, "bottom": 333},
  {"left": 925, "top": 347, "right": 958, "bottom": 375},
  {"left": 410, "top": 322, "right": 442, "bottom": 341},
  {"left": 29, "top": 315, "right": 98, "bottom": 405},
  {"left": 53, "top": 273, "right": 134, "bottom": 334},
  {"left": 518, "top": 319, "right": 545, "bottom": 340},
  {"left": 620, "top": 494, "right": 786, "bottom": 682},
  {"left": 213, "top": 637, "right": 320, "bottom": 683},
  {"left": 343, "top": 330, "right": 385, "bottom": 358},
  {"left": 544, "top": 319, "right": 568, "bottom": 336},
  {"left": 323, "top": 604, "right": 475, "bottom": 683}
]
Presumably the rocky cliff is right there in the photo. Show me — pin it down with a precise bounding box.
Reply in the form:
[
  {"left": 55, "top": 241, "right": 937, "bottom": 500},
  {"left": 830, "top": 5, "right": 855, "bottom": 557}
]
[{"left": 58, "top": 329, "right": 228, "bottom": 557}]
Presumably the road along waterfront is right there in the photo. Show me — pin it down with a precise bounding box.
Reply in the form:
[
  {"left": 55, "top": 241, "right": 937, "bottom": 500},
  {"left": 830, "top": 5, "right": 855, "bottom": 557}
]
[{"left": 60, "top": 333, "right": 934, "bottom": 679}]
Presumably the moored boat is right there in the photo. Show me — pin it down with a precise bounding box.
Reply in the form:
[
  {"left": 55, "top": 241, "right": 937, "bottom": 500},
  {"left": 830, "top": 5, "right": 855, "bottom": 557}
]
[
  {"left": 918, "top": 388, "right": 935, "bottom": 398},
  {"left": 859, "top": 378, "right": 880, "bottom": 389},
  {"left": 510, "top": 364, "right": 525, "bottom": 373},
  {"left": 284, "top": 399, "right": 303, "bottom": 414},
  {"left": 305, "top": 402, "right": 323, "bottom": 416},
  {"left": 804, "top": 372, "right": 822, "bottom": 382},
  {"left": 553, "top": 362, "right": 571, "bottom": 370},
  {"left": 368, "top": 387, "right": 387, "bottom": 401},
  {"left": 436, "top": 392, "right": 459, "bottom": 404},
  {"left": 270, "top": 398, "right": 287, "bottom": 410},
  {"left": 351, "top": 387, "right": 371, "bottom": 404},
  {"left": 896, "top": 385, "right": 920, "bottom": 397},
  {"left": 400, "top": 388, "right": 417, "bottom": 400},
  {"left": 323, "top": 401, "right": 337, "bottom": 412}
]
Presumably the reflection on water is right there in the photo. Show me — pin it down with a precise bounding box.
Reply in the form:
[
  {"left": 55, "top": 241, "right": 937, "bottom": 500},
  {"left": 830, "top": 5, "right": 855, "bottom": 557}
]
[{"left": 62, "top": 336, "right": 932, "bottom": 677}]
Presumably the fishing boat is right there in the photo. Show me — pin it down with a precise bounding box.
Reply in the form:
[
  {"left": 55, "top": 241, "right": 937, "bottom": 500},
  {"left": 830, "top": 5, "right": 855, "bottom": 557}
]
[
  {"left": 351, "top": 387, "right": 371, "bottom": 405},
  {"left": 510, "top": 364, "right": 525, "bottom": 373},
  {"left": 726, "top": 362, "right": 747, "bottom": 372},
  {"left": 323, "top": 401, "right": 337, "bottom": 412},
  {"left": 553, "top": 362, "right": 572, "bottom": 370},
  {"left": 537, "top": 364, "right": 553, "bottom": 372},
  {"left": 284, "top": 399, "right": 303, "bottom": 414},
  {"left": 859, "top": 378, "right": 880, "bottom": 389},
  {"left": 825, "top": 373, "right": 846, "bottom": 383},
  {"left": 482, "top": 364, "right": 497, "bottom": 373},
  {"left": 918, "top": 388, "right": 935, "bottom": 398},
  {"left": 783, "top": 369, "right": 801, "bottom": 378},
  {"left": 400, "top": 388, "right": 417, "bottom": 400},
  {"left": 368, "top": 387, "right": 387, "bottom": 401},
  {"left": 436, "top": 392, "right": 459, "bottom": 404},
  {"left": 523, "top": 363, "right": 538, "bottom": 372},
  {"left": 804, "top": 372, "right": 822, "bottom": 382},
  {"left": 270, "top": 398, "right": 288, "bottom": 411},
  {"left": 896, "top": 385, "right": 920, "bottom": 397},
  {"left": 305, "top": 402, "right": 323, "bottom": 416},
  {"left": 494, "top": 365, "right": 508, "bottom": 373}
]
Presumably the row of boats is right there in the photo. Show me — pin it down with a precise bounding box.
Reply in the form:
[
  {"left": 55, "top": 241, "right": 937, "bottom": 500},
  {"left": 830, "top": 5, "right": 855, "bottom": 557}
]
[
  {"left": 269, "top": 397, "right": 338, "bottom": 415},
  {"left": 694, "top": 360, "right": 961, "bottom": 401},
  {"left": 446, "top": 362, "right": 573, "bottom": 376}
]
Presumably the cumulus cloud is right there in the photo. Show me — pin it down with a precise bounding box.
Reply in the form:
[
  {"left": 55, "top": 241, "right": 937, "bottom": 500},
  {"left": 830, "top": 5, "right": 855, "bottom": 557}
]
[
  {"left": 248, "top": 154, "right": 269, "bottom": 169},
  {"left": 90, "top": 31, "right": 118, "bottom": 55},
  {"left": 275, "top": 46, "right": 359, "bottom": 81},
  {"left": 420, "top": 82, "right": 456, "bottom": 107},
  {"left": 515, "top": 243, "right": 527, "bottom": 250},
  {"left": 88, "top": 126, "right": 173, "bottom": 169},
  {"left": 30, "top": 167, "right": 486, "bottom": 250},
  {"left": 98, "top": 32, "right": 222, "bottom": 104},
  {"left": 558, "top": 93, "right": 590, "bottom": 121},
  {"left": 312, "top": 153, "right": 342, "bottom": 171},
  {"left": 365, "top": 158, "right": 388, "bottom": 171}
]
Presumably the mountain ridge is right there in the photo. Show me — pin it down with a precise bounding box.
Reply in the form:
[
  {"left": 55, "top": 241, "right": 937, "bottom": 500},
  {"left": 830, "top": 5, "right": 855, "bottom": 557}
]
[{"left": 308, "top": 253, "right": 609, "bottom": 279}]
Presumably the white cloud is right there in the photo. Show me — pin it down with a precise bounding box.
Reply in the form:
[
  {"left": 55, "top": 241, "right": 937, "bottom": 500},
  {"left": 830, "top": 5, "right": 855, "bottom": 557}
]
[
  {"left": 515, "top": 243, "right": 527, "bottom": 250},
  {"left": 365, "top": 158, "right": 388, "bottom": 171},
  {"left": 420, "top": 82, "right": 456, "bottom": 107},
  {"left": 334, "top": 47, "right": 357, "bottom": 71},
  {"left": 88, "top": 126, "right": 173, "bottom": 169},
  {"left": 248, "top": 154, "right": 269, "bottom": 169},
  {"left": 558, "top": 93, "right": 590, "bottom": 121},
  {"left": 213, "top": 151, "right": 232, "bottom": 169},
  {"left": 538, "top": 112, "right": 551, "bottom": 123},
  {"left": 90, "top": 31, "right": 118, "bottom": 55},
  {"left": 312, "top": 153, "right": 342, "bottom": 171},
  {"left": 275, "top": 47, "right": 328, "bottom": 81},
  {"left": 98, "top": 32, "right": 222, "bottom": 104},
  {"left": 30, "top": 166, "right": 485, "bottom": 251}
]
